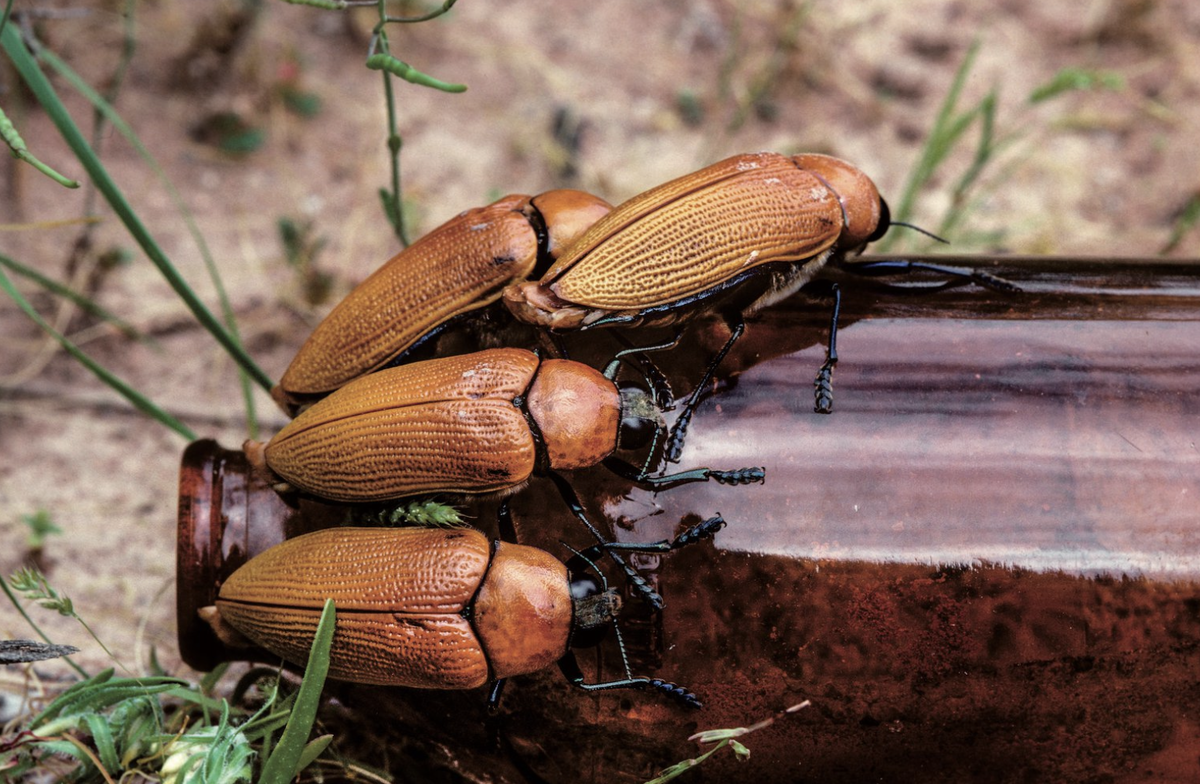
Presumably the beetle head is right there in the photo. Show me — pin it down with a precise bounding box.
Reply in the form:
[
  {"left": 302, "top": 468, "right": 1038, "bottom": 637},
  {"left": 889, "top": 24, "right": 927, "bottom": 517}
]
[
  {"left": 792, "top": 154, "right": 888, "bottom": 251},
  {"left": 617, "top": 381, "right": 665, "bottom": 453},
  {"left": 567, "top": 558, "right": 622, "bottom": 650}
]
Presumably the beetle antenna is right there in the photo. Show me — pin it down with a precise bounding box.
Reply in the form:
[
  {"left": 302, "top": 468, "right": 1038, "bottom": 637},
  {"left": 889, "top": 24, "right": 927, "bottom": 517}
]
[
  {"left": 602, "top": 331, "right": 683, "bottom": 381},
  {"left": 560, "top": 541, "right": 610, "bottom": 593},
  {"left": 638, "top": 418, "right": 663, "bottom": 482},
  {"left": 890, "top": 221, "right": 949, "bottom": 244}
]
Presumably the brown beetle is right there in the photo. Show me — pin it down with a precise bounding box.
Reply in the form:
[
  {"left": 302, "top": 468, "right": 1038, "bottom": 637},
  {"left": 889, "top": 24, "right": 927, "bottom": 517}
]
[
  {"left": 248, "top": 347, "right": 762, "bottom": 606},
  {"left": 502, "top": 151, "right": 892, "bottom": 455},
  {"left": 273, "top": 190, "right": 613, "bottom": 416},
  {"left": 202, "top": 525, "right": 713, "bottom": 709},
  {"left": 504, "top": 153, "right": 885, "bottom": 331}
]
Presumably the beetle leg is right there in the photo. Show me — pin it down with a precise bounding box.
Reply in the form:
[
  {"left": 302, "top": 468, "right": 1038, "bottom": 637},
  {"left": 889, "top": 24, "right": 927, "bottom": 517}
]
[
  {"left": 836, "top": 258, "right": 1023, "bottom": 294},
  {"left": 544, "top": 330, "right": 571, "bottom": 359},
  {"left": 557, "top": 652, "right": 701, "bottom": 709},
  {"left": 603, "top": 456, "right": 765, "bottom": 488},
  {"left": 604, "top": 330, "right": 683, "bottom": 409},
  {"left": 486, "top": 678, "right": 508, "bottom": 714},
  {"left": 600, "top": 514, "right": 726, "bottom": 553},
  {"left": 664, "top": 316, "right": 746, "bottom": 463},
  {"left": 497, "top": 497, "right": 517, "bottom": 543},
  {"left": 807, "top": 280, "right": 841, "bottom": 415},
  {"left": 545, "top": 471, "right": 664, "bottom": 609}
]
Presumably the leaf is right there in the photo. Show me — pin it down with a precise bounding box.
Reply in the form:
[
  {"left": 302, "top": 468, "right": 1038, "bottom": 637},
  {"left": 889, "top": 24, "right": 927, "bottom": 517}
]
[
  {"left": 1029, "top": 67, "right": 1124, "bottom": 104},
  {"left": 258, "top": 599, "right": 336, "bottom": 784}
]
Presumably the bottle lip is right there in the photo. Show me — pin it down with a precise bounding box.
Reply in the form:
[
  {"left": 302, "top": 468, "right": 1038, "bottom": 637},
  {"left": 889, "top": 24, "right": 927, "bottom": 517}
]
[{"left": 176, "top": 439, "right": 286, "bottom": 671}]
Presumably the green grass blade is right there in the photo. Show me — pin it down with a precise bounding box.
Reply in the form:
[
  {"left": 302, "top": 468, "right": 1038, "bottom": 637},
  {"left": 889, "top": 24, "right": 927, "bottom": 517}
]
[
  {"left": 1, "top": 24, "right": 273, "bottom": 393},
  {"left": 1161, "top": 194, "right": 1200, "bottom": 255},
  {"left": 0, "top": 252, "right": 145, "bottom": 340},
  {"left": 33, "top": 44, "right": 261, "bottom": 437},
  {"left": 0, "top": 265, "right": 197, "bottom": 440},
  {"left": 0, "top": 0, "right": 13, "bottom": 40},
  {"left": 877, "top": 38, "right": 981, "bottom": 252},
  {"left": 83, "top": 711, "right": 120, "bottom": 775},
  {"left": 1029, "top": 67, "right": 1124, "bottom": 104},
  {"left": 295, "top": 734, "right": 335, "bottom": 772},
  {"left": 258, "top": 599, "right": 336, "bottom": 784},
  {"left": 33, "top": 668, "right": 116, "bottom": 727}
]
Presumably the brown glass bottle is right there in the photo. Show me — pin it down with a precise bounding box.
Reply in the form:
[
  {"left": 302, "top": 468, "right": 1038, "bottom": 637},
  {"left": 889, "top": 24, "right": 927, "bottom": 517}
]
[{"left": 178, "top": 256, "right": 1200, "bottom": 783}]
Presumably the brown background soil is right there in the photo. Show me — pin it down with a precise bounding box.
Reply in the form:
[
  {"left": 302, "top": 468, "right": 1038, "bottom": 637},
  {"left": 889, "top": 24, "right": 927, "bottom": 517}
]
[{"left": 1, "top": 0, "right": 1199, "bottom": 776}]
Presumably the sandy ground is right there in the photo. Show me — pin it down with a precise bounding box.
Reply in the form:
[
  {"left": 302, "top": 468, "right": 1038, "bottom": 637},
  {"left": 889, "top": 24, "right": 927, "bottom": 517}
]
[{"left": 1, "top": 0, "right": 1199, "bottom": 755}]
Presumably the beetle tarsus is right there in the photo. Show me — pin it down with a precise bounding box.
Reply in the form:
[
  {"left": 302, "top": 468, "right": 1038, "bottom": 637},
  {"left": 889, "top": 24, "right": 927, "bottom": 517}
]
[
  {"left": 814, "top": 358, "right": 835, "bottom": 414},
  {"left": 619, "top": 567, "right": 664, "bottom": 610},
  {"left": 671, "top": 515, "right": 726, "bottom": 548},
  {"left": 558, "top": 654, "right": 701, "bottom": 709},
  {"left": 647, "top": 678, "right": 703, "bottom": 710},
  {"left": 664, "top": 408, "right": 694, "bottom": 463},
  {"left": 601, "top": 514, "right": 726, "bottom": 555},
  {"left": 709, "top": 466, "right": 766, "bottom": 485}
]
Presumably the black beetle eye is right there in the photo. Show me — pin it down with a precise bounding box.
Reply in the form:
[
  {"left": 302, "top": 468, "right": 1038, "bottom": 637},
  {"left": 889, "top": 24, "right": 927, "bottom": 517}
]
[
  {"left": 619, "top": 413, "right": 657, "bottom": 451},
  {"left": 617, "top": 383, "right": 663, "bottom": 452},
  {"left": 867, "top": 198, "right": 891, "bottom": 245}
]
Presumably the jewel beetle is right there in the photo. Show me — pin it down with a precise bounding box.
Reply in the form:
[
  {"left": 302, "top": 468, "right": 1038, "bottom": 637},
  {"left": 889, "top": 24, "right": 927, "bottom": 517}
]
[
  {"left": 247, "top": 347, "right": 762, "bottom": 606},
  {"left": 502, "top": 151, "right": 1016, "bottom": 457},
  {"left": 272, "top": 190, "right": 613, "bottom": 416},
  {"left": 502, "top": 151, "right": 890, "bottom": 455},
  {"left": 202, "top": 525, "right": 715, "bottom": 709}
]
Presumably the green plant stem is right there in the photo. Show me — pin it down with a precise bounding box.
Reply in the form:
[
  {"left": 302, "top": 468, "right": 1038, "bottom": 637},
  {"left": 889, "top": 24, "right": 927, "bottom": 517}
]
[
  {"left": 375, "top": 4, "right": 408, "bottom": 247},
  {"left": 81, "top": 0, "right": 137, "bottom": 218},
  {"left": 1, "top": 23, "right": 274, "bottom": 393},
  {"left": 0, "top": 265, "right": 197, "bottom": 440},
  {"left": 1, "top": 104, "right": 81, "bottom": 187},
  {"left": 367, "top": 0, "right": 459, "bottom": 247},
  {"left": 0, "top": 252, "right": 143, "bottom": 339}
]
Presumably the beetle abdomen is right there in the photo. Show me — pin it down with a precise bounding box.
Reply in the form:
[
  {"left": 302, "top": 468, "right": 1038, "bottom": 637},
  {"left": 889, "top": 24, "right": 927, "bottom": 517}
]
[
  {"left": 278, "top": 196, "right": 541, "bottom": 400},
  {"left": 543, "top": 152, "right": 843, "bottom": 310},
  {"left": 216, "top": 527, "right": 495, "bottom": 688},
  {"left": 266, "top": 349, "right": 540, "bottom": 501}
]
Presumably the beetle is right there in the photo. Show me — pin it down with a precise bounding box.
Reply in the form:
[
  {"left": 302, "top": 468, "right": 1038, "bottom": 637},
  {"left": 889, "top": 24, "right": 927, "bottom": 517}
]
[
  {"left": 247, "top": 347, "right": 762, "bottom": 606},
  {"left": 502, "top": 151, "right": 1016, "bottom": 457},
  {"left": 272, "top": 190, "right": 613, "bottom": 416},
  {"left": 201, "top": 524, "right": 718, "bottom": 709},
  {"left": 500, "top": 152, "right": 891, "bottom": 456}
]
